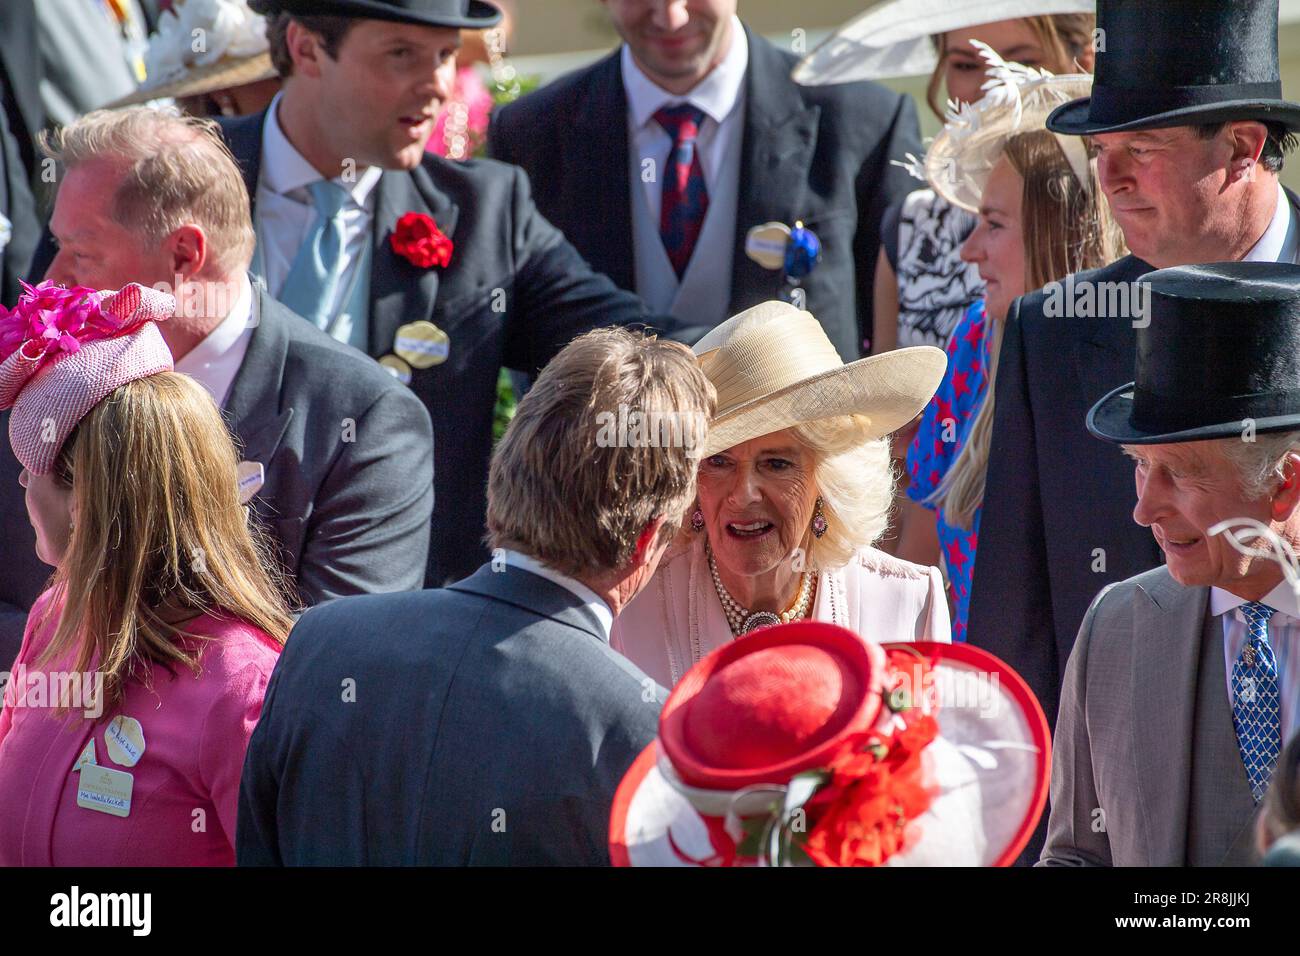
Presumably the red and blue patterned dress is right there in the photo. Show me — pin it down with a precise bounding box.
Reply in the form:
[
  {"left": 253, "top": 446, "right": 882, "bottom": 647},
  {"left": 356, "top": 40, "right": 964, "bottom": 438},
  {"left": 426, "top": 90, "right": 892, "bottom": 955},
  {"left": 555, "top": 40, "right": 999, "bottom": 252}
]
[{"left": 905, "top": 301, "right": 993, "bottom": 642}]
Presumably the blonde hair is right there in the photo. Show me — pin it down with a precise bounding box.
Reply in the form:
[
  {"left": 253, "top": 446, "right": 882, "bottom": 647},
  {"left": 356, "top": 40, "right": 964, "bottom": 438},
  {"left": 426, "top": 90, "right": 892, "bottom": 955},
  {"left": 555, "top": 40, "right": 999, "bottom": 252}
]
[
  {"left": 41, "top": 107, "right": 256, "bottom": 275},
  {"left": 791, "top": 416, "right": 894, "bottom": 572},
  {"left": 926, "top": 13, "right": 1096, "bottom": 119},
  {"left": 929, "top": 129, "right": 1125, "bottom": 530},
  {"left": 38, "top": 372, "right": 295, "bottom": 710},
  {"left": 487, "top": 328, "right": 716, "bottom": 579}
]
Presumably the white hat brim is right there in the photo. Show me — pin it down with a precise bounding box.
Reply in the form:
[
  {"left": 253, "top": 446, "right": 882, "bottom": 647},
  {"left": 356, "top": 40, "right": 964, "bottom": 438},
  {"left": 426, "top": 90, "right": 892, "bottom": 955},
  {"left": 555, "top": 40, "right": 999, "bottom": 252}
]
[{"left": 792, "top": 0, "right": 1096, "bottom": 86}]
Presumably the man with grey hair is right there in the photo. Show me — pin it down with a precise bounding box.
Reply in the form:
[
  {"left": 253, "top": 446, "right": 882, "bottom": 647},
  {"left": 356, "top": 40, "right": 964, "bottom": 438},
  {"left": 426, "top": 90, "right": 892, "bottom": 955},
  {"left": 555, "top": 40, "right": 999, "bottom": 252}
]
[
  {"left": 237, "top": 327, "right": 715, "bottom": 865},
  {"left": 0, "top": 105, "right": 434, "bottom": 662},
  {"left": 1043, "top": 262, "right": 1300, "bottom": 866}
]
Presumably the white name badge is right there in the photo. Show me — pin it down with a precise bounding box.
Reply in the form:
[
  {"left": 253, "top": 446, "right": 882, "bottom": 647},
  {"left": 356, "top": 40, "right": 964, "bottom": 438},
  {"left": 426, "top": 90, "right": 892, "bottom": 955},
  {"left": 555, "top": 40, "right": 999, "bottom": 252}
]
[
  {"left": 77, "top": 765, "right": 133, "bottom": 818},
  {"left": 237, "top": 461, "right": 266, "bottom": 505},
  {"left": 105, "top": 715, "right": 145, "bottom": 768}
]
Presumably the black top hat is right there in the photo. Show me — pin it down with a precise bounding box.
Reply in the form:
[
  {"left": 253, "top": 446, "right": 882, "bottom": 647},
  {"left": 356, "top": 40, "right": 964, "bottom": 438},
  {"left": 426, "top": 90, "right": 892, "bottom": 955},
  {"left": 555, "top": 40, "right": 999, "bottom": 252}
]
[
  {"left": 250, "top": 0, "right": 501, "bottom": 30},
  {"left": 1047, "top": 0, "right": 1300, "bottom": 136},
  {"left": 1088, "top": 262, "right": 1300, "bottom": 446}
]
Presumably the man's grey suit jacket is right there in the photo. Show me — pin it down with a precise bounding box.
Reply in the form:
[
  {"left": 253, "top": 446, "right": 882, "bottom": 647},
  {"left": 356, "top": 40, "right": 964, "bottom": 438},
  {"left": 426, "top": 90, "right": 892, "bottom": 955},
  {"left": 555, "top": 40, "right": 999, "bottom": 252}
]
[
  {"left": 0, "top": 286, "right": 434, "bottom": 665},
  {"left": 1041, "top": 565, "right": 1262, "bottom": 866},
  {"left": 237, "top": 562, "right": 663, "bottom": 865}
]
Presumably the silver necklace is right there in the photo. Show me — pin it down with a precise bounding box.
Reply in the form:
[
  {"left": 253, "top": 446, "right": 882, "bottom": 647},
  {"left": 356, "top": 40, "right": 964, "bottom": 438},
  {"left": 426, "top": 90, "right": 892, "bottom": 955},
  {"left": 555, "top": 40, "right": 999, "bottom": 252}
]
[{"left": 707, "top": 544, "right": 814, "bottom": 636}]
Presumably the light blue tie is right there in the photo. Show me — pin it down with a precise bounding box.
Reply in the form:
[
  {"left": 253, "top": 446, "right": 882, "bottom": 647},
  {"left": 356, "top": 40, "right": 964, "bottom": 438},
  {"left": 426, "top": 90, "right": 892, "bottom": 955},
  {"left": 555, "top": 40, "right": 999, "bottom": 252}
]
[
  {"left": 278, "top": 180, "right": 349, "bottom": 330},
  {"left": 1233, "top": 601, "right": 1282, "bottom": 801}
]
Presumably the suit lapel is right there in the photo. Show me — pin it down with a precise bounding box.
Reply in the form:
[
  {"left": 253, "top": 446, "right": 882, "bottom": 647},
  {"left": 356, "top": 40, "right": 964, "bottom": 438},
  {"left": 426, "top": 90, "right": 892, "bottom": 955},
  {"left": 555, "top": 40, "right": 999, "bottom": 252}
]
[
  {"left": 448, "top": 563, "right": 606, "bottom": 643},
  {"left": 368, "top": 166, "right": 458, "bottom": 359},
  {"left": 572, "top": 52, "right": 634, "bottom": 292},
  {"left": 728, "top": 29, "right": 819, "bottom": 315},
  {"left": 223, "top": 285, "right": 293, "bottom": 465},
  {"left": 1131, "top": 574, "right": 1206, "bottom": 865}
]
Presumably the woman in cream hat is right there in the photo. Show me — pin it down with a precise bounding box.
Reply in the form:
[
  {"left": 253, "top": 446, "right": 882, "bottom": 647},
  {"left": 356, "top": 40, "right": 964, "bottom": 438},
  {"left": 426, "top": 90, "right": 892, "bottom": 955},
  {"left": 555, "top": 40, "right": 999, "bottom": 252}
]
[
  {"left": 107, "top": 0, "right": 280, "bottom": 117},
  {"left": 611, "top": 303, "right": 950, "bottom": 688}
]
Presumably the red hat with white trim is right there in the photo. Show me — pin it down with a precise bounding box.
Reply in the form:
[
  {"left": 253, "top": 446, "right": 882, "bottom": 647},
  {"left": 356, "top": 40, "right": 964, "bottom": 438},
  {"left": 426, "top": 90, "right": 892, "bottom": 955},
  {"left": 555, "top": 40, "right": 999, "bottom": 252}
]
[{"left": 609, "top": 621, "right": 1050, "bottom": 867}]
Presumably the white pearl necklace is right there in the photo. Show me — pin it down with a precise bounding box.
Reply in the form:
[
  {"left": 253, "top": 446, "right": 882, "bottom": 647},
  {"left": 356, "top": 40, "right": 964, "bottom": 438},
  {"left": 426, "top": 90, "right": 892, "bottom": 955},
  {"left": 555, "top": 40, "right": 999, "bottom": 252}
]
[{"left": 707, "top": 544, "right": 815, "bottom": 636}]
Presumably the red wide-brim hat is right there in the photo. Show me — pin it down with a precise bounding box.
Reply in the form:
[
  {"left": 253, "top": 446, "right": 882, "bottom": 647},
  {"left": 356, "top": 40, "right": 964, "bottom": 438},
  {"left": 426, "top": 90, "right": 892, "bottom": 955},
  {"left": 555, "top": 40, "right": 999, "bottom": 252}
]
[{"left": 610, "top": 622, "right": 1050, "bottom": 867}]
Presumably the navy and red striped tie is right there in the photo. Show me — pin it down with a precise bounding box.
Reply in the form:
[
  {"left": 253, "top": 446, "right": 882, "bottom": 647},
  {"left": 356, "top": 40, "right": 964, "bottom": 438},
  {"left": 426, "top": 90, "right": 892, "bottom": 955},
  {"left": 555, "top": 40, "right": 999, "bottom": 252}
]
[{"left": 654, "top": 104, "right": 709, "bottom": 279}]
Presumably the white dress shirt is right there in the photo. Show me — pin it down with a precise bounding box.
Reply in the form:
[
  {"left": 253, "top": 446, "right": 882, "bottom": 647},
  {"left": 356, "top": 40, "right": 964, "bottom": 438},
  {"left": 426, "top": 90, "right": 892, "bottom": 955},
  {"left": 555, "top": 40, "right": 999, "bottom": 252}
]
[
  {"left": 1210, "top": 580, "right": 1300, "bottom": 743},
  {"left": 502, "top": 550, "right": 614, "bottom": 642},
  {"left": 174, "top": 272, "right": 254, "bottom": 409},
  {"left": 622, "top": 16, "right": 747, "bottom": 325},
  {"left": 254, "top": 92, "right": 383, "bottom": 343},
  {"left": 1244, "top": 181, "right": 1300, "bottom": 265}
]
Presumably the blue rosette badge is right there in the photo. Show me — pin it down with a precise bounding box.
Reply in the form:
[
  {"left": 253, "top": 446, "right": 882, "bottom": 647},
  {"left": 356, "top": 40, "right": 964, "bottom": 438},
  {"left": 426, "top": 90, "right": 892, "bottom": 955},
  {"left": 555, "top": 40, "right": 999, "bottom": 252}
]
[{"left": 783, "top": 221, "right": 821, "bottom": 281}]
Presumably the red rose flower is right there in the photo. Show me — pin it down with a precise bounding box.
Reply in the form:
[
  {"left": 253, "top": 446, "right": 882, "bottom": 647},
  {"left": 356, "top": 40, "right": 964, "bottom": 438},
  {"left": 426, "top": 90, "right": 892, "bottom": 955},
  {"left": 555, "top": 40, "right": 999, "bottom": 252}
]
[{"left": 390, "top": 212, "right": 453, "bottom": 269}]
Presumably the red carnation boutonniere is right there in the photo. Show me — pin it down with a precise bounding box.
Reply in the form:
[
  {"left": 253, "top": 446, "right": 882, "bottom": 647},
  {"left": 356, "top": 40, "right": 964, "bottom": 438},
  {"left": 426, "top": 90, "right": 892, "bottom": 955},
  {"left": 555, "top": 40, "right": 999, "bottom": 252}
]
[{"left": 390, "top": 212, "right": 453, "bottom": 269}]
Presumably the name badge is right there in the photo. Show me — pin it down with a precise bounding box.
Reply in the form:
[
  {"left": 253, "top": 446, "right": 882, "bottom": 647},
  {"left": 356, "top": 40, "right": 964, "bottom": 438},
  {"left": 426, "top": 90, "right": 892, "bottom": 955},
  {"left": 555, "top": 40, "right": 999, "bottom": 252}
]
[
  {"left": 237, "top": 461, "right": 265, "bottom": 505},
  {"left": 105, "top": 715, "right": 146, "bottom": 768},
  {"left": 77, "top": 765, "right": 133, "bottom": 818}
]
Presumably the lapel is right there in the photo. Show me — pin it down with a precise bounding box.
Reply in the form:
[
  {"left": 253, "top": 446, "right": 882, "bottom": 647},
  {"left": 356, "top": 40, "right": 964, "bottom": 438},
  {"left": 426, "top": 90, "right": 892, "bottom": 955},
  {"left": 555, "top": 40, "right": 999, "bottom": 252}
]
[
  {"left": 448, "top": 563, "right": 606, "bottom": 644},
  {"left": 728, "top": 29, "right": 820, "bottom": 315},
  {"left": 367, "top": 165, "right": 459, "bottom": 359},
  {"left": 222, "top": 285, "right": 294, "bottom": 466},
  {"left": 1131, "top": 572, "right": 1207, "bottom": 865},
  {"left": 572, "top": 51, "right": 634, "bottom": 292}
]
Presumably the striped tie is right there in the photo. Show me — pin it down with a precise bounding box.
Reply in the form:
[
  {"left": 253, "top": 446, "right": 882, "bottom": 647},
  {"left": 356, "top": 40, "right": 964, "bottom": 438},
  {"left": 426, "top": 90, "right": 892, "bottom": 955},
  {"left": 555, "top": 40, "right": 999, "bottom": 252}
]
[{"left": 654, "top": 104, "right": 709, "bottom": 279}]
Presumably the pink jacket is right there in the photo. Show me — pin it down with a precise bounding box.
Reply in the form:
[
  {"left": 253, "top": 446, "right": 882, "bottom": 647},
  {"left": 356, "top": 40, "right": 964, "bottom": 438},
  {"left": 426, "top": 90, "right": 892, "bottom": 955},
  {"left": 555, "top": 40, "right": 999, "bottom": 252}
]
[{"left": 0, "top": 590, "right": 280, "bottom": 866}]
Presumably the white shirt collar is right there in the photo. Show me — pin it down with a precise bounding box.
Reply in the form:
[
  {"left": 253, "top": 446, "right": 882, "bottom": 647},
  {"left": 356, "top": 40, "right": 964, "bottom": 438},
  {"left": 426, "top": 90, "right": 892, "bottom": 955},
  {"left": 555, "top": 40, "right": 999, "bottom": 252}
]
[
  {"left": 1210, "top": 577, "right": 1300, "bottom": 621},
  {"left": 173, "top": 273, "right": 253, "bottom": 406},
  {"left": 262, "top": 91, "right": 383, "bottom": 207},
  {"left": 1243, "top": 181, "right": 1297, "bottom": 264},
  {"left": 621, "top": 15, "right": 748, "bottom": 131},
  {"left": 501, "top": 549, "right": 614, "bottom": 641}
]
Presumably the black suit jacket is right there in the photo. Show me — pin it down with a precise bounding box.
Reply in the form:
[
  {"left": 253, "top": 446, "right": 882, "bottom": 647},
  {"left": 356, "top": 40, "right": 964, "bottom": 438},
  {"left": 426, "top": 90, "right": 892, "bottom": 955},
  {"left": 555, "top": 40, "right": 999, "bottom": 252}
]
[
  {"left": 219, "top": 112, "right": 710, "bottom": 585},
  {"left": 237, "top": 562, "right": 663, "bottom": 865},
  {"left": 488, "top": 26, "right": 922, "bottom": 361},
  {"left": 967, "top": 187, "right": 1300, "bottom": 733},
  {"left": 0, "top": 287, "right": 434, "bottom": 667},
  {"left": 0, "top": 99, "right": 36, "bottom": 309},
  {"left": 0, "top": 0, "right": 44, "bottom": 184}
]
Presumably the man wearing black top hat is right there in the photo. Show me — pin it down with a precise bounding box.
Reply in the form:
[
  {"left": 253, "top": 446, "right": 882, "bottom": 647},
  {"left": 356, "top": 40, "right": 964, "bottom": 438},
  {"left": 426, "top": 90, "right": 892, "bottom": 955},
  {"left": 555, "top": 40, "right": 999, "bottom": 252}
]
[
  {"left": 1042, "top": 261, "right": 1300, "bottom": 867},
  {"left": 968, "top": 0, "right": 1300, "bottom": 774},
  {"left": 224, "top": 0, "right": 708, "bottom": 586}
]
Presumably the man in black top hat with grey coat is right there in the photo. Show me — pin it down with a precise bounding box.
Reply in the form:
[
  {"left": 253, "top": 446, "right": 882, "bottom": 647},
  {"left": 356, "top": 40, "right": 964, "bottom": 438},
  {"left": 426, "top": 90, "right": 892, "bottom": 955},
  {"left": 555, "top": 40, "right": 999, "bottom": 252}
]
[{"left": 1042, "top": 261, "right": 1300, "bottom": 867}]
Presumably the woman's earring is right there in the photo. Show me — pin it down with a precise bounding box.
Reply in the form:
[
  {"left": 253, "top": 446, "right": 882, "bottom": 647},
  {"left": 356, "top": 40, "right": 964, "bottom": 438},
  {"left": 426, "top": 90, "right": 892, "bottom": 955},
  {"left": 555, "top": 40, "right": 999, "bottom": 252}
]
[
  {"left": 690, "top": 508, "right": 705, "bottom": 532},
  {"left": 811, "top": 496, "right": 827, "bottom": 539}
]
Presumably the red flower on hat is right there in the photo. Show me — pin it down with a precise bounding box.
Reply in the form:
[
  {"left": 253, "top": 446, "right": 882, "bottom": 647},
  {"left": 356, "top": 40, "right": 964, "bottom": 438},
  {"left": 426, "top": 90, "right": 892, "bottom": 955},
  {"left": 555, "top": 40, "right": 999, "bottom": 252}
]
[{"left": 389, "top": 212, "right": 453, "bottom": 269}]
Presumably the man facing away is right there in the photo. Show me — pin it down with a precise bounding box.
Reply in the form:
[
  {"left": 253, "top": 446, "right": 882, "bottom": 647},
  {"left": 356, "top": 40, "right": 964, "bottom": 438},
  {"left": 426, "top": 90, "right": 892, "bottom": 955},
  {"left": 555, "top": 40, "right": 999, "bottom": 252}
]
[{"left": 237, "top": 326, "right": 716, "bottom": 865}]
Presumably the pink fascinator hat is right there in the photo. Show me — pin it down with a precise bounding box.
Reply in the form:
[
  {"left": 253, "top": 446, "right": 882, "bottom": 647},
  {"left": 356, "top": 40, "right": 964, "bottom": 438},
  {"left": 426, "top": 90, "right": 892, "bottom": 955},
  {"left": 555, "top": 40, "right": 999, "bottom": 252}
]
[{"left": 0, "top": 281, "right": 177, "bottom": 475}]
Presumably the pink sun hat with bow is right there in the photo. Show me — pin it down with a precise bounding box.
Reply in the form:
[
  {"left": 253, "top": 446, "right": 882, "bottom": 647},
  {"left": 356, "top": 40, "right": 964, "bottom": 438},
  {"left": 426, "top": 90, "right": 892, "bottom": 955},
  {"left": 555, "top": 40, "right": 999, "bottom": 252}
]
[{"left": 0, "top": 281, "right": 177, "bottom": 475}]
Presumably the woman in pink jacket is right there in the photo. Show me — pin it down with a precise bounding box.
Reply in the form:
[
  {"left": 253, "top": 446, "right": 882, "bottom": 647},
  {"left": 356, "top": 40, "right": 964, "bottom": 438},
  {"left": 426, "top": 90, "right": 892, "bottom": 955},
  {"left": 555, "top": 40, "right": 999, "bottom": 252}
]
[{"left": 0, "top": 281, "right": 294, "bottom": 866}]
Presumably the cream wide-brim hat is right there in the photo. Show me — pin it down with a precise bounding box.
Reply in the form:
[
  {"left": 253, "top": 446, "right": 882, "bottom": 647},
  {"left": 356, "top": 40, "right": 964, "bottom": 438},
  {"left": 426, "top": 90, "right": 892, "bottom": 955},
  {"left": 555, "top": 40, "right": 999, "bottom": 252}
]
[
  {"left": 693, "top": 301, "right": 946, "bottom": 458},
  {"left": 792, "top": 0, "right": 1095, "bottom": 86},
  {"left": 105, "top": 52, "right": 277, "bottom": 109}
]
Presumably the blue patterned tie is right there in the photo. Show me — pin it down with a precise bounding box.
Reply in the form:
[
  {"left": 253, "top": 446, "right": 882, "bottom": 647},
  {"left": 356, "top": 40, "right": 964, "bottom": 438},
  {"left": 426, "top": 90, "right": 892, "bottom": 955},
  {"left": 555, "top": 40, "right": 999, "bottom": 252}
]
[
  {"left": 278, "top": 180, "right": 349, "bottom": 330},
  {"left": 1233, "top": 601, "right": 1282, "bottom": 801},
  {"left": 654, "top": 104, "right": 709, "bottom": 279}
]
